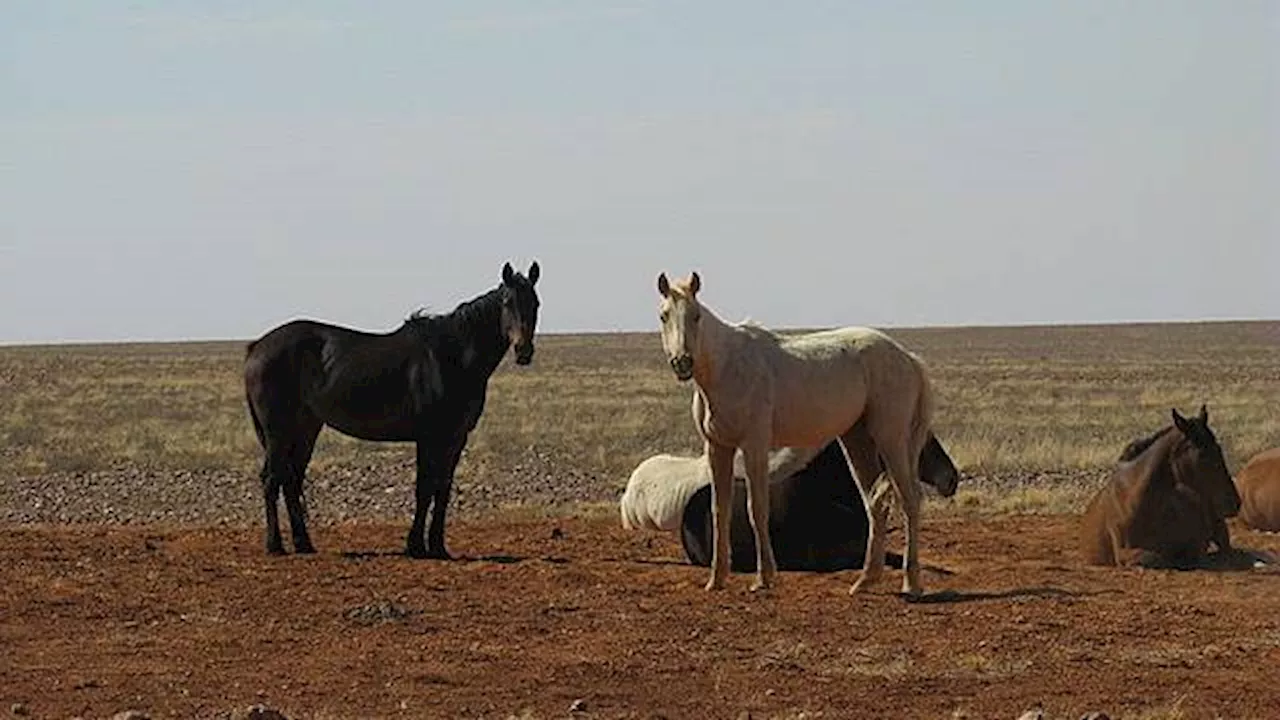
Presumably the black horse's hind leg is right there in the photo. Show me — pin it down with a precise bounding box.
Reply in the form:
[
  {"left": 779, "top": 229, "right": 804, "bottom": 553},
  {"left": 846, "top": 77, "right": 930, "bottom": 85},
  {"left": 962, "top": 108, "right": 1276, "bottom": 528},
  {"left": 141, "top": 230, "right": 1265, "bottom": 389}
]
[
  {"left": 260, "top": 458, "right": 286, "bottom": 555},
  {"left": 282, "top": 414, "right": 323, "bottom": 554}
]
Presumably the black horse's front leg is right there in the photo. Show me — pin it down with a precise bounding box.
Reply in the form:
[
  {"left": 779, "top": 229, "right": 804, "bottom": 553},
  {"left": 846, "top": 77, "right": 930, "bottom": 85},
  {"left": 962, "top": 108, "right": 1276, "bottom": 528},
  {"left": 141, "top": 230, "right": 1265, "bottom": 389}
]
[
  {"left": 425, "top": 438, "right": 467, "bottom": 559},
  {"left": 406, "top": 440, "right": 463, "bottom": 560}
]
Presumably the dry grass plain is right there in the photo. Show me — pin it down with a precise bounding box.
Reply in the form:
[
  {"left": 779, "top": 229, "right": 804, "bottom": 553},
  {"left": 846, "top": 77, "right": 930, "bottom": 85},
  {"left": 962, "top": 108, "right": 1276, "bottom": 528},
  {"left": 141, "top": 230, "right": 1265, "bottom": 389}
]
[
  {"left": 3, "top": 320, "right": 1280, "bottom": 720},
  {"left": 2, "top": 321, "right": 1278, "bottom": 519}
]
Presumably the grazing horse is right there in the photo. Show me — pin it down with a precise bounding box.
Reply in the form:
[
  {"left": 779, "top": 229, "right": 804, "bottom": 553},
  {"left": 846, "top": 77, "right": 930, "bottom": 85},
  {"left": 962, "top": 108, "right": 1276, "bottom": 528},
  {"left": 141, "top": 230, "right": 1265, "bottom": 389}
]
[
  {"left": 244, "top": 261, "right": 541, "bottom": 558},
  {"left": 1235, "top": 447, "right": 1280, "bottom": 532},
  {"left": 655, "top": 271, "right": 935, "bottom": 595},
  {"left": 681, "top": 434, "right": 961, "bottom": 572},
  {"left": 1079, "top": 405, "right": 1240, "bottom": 567}
]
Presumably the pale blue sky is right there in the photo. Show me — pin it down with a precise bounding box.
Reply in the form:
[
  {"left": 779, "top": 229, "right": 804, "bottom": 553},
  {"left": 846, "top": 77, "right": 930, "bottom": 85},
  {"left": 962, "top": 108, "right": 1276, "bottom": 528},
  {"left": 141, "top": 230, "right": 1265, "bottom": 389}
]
[{"left": 2, "top": 1, "right": 1276, "bottom": 343}]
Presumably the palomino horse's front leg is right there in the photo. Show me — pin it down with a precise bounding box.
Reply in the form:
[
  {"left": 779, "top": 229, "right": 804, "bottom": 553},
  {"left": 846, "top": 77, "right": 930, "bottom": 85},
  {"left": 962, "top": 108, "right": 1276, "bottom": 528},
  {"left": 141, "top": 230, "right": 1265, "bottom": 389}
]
[
  {"left": 705, "top": 441, "right": 736, "bottom": 591},
  {"left": 742, "top": 443, "right": 777, "bottom": 591}
]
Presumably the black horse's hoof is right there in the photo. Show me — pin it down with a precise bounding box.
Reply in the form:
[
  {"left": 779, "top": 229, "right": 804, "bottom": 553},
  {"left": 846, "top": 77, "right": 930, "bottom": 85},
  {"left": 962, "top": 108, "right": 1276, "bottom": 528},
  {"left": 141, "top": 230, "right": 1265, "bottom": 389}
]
[
  {"left": 406, "top": 544, "right": 430, "bottom": 559},
  {"left": 266, "top": 545, "right": 287, "bottom": 556},
  {"left": 426, "top": 547, "right": 454, "bottom": 561},
  {"left": 294, "top": 542, "right": 317, "bottom": 555}
]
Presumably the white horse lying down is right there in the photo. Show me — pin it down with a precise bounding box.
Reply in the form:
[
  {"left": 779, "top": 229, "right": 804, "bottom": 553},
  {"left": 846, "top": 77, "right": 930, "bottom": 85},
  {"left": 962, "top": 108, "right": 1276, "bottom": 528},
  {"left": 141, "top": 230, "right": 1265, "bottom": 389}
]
[{"left": 619, "top": 446, "right": 823, "bottom": 532}]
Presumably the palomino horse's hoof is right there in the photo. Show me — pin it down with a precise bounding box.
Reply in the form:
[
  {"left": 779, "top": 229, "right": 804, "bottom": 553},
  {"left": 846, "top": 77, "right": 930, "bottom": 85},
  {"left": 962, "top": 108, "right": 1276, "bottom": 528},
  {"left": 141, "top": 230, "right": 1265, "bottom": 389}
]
[
  {"left": 704, "top": 577, "right": 725, "bottom": 592},
  {"left": 849, "top": 576, "right": 877, "bottom": 595},
  {"left": 749, "top": 580, "right": 772, "bottom": 593}
]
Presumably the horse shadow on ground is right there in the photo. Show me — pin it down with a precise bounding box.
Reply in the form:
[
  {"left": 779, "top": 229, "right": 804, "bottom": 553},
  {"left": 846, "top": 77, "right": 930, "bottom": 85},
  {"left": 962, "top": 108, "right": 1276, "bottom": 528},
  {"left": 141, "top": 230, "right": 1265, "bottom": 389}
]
[
  {"left": 337, "top": 550, "right": 569, "bottom": 565},
  {"left": 1140, "top": 547, "right": 1280, "bottom": 573},
  {"left": 902, "top": 586, "right": 1119, "bottom": 605}
]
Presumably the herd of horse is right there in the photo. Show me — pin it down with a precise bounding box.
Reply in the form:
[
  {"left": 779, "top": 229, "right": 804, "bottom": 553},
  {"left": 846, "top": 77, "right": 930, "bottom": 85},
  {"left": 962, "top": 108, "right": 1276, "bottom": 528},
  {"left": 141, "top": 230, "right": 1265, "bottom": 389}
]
[{"left": 244, "top": 260, "right": 1280, "bottom": 597}]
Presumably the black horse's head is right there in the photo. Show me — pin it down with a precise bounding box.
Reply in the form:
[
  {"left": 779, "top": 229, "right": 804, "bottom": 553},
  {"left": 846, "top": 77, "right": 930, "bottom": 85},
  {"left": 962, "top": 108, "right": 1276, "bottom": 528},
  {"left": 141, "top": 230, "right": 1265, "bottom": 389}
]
[{"left": 500, "top": 261, "right": 541, "bottom": 365}]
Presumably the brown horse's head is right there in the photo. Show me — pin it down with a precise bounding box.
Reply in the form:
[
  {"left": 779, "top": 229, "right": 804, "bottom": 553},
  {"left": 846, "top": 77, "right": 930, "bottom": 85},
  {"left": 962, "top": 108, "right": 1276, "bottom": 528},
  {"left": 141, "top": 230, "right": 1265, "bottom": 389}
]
[
  {"left": 500, "top": 261, "right": 541, "bottom": 365},
  {"left": 1169, "top": 404, "right": 1240, "bottom": 518},
  {"left": 656, "top": 271, "right": 703, "bottom": 382},
  {"left": 919, "top": 433, "right": 961, "bottom": 498}
]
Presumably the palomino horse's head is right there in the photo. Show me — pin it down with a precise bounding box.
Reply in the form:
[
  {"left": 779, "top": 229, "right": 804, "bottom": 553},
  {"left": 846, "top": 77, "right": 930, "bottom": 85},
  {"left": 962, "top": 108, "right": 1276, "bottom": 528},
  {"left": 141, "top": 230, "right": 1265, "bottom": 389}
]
[
  {"left": 919, "top": 433, "right": 961, "bottom": 498},
  {"left": 1169, "top": 404, "right": 1240, "bottom": 518},
  {"left": 656, "top": 271, "right": 702, "bottom": 381},
  {"left": 500, "top": 261, "right": 541, "bottom": 365}
]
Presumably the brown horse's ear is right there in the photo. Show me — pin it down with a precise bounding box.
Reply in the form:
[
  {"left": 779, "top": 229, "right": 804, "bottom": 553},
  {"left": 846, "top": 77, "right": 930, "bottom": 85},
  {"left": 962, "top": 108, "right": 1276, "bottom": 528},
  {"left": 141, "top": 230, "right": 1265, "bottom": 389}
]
[
  {"left": 657, "top": 272, "right": 671, "bottom": 297},
  {"left": 1172, "top": 408, "right": 1191, "bottom": 434},
  {"left": 689, "top": 271, "right": 701, "bottom": 295},
  {"left": 527, "top": 261, "right": 540, "bottom": 286},
  {"left": 502, "top": 262, "right": 515, "bottom": 286}
]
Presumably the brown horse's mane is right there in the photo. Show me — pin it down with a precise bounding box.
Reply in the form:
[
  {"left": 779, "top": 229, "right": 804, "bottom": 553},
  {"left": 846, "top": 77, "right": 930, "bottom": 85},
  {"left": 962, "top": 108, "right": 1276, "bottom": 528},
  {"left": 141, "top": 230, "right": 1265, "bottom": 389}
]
[{"left": 1118, "top": 425, "right": 1175, "bottom": 462}]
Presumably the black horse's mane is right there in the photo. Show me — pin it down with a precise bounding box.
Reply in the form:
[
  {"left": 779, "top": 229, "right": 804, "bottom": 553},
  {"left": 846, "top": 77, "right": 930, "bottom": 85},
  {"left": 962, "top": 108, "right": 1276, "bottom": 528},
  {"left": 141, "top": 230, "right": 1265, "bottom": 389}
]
[
  {"left": 1118, "top": 425, "right": 1174, "bottom": 462},
  {"left": 404, "top": 286, "right": 504, "bottom": 341}
]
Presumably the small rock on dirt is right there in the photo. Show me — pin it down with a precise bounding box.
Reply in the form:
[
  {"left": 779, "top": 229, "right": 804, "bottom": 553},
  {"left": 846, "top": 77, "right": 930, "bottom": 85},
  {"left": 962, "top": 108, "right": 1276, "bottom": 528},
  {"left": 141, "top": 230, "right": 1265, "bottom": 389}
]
[
  {"left": 10, "top": 704, "right": 29, "bottom": 717},
  {"left": 232, "top": 706, "right": 290, "bottom": 720},
  {"left": 1016, "top": 711, "right": 1044, "bottom": 720},
  {"left": 1079, "top": 714, "right": 1111, "bottom": 720},
  {"left": 111, "top": 712, "right": 150, "bottom": 720},
  {"left": 569, "top": 698, "right": 587, "bottom": 713}
]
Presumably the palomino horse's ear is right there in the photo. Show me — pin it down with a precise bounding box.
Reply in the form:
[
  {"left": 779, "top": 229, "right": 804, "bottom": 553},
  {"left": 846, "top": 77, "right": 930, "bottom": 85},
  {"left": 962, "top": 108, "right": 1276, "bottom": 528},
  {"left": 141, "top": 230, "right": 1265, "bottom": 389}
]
[
  {"left": 657, "top": 272, "right": 671, "bottom": 297},
  {"left": 527, "top": 261, "right": 540, "bottom": 286},
  {"left": 502, "top": 262, "right": 515, "bottom": 285},
  {"left": 689, "top": 271, "right": 701, "bottom": 295},
  {"left": 1171, "top": 408, "right": 1191, "bottom": 434}
]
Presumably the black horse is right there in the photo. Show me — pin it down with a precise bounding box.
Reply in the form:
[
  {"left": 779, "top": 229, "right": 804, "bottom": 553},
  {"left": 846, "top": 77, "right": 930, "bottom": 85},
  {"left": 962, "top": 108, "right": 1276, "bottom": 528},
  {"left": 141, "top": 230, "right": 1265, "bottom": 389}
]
[
  {"left": 244, "top": 261, "right": 541, "bottom": 558},
  {"left": 680, "top": 433, "right": 961, "bottom": 572}
]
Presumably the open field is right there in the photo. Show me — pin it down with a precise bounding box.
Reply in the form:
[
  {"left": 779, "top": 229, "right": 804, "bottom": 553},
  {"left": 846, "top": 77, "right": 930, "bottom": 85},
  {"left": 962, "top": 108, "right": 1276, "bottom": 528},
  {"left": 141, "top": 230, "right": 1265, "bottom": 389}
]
[
  {"left": 2, "top": 322, "right": 1278, "bottom": 523},
  {"left": 2, "top": 321, "right": 1280, "bottom": 719}
]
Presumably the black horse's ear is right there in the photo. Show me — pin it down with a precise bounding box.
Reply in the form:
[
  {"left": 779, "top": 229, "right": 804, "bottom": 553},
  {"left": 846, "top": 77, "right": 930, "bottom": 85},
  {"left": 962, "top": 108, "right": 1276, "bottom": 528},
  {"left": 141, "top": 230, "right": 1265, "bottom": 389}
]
[
  {"left": 502, "top": 262, "right": 515, "bottom": 285},
  {"left": 1198, "top": 403, "right": 1208, "bottom": 422},
  {"left": 1172, "top": 407, "right": 1191, "bottom": 434},
  {"left": 657, "top": 272, "right": 671, "bottom": 297},
  {"left": 527, "top": 261, "right": 540, "bottom": 286}
]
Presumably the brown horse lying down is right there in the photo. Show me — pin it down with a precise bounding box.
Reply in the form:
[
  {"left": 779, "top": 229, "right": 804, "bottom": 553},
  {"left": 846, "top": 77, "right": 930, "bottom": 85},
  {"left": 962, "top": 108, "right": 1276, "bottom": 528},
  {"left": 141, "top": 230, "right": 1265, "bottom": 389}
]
[
  {"left": 1236, "top": 447, "right": 1280, "bottom": 532},
  {"left": 1079, "top": 405, "right": 1240, "bottom": 568},
  {"left": 680, "top": 433, "right": 960, "bottom": 573}
]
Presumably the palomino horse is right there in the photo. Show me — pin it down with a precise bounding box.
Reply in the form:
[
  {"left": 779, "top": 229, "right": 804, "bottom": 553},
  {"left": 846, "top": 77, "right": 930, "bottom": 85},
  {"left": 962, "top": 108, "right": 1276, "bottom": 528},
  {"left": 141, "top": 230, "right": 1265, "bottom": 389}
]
[
  {"left": 1079, "top": 405, "right": 1240, "bottom": 567},
  {"left": 244, "top": 261, "right": 540, "bottom": 558},
  {"left": 655, "top": 271, "right": 935, "bottom": 595},
  {"left": 681, "top": 434, "right": 961, "bottom": 572},
  {"left": 1235, "top": 447, "right": 1280, "bottom": 532}
]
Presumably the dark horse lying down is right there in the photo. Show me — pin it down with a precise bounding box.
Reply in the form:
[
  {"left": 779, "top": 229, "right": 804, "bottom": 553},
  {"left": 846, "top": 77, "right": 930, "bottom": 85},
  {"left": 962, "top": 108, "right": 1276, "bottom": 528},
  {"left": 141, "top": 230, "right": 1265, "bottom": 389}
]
[
  {"left": 1079, "top": 405, "right": 1240, "bottom": 568},
  {"left": 244, "top": 261, "right": 541, "bottom": 558},
  {"left": 680, "top": 433, "right": 961, "bottom": 572}
]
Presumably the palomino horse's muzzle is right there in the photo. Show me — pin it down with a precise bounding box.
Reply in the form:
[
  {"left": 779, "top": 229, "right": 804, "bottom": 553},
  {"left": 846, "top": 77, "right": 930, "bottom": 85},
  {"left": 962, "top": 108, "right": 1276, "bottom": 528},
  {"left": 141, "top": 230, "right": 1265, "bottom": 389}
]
[{"left": 670, "top": 355, "right": 694, "bottom": 381}]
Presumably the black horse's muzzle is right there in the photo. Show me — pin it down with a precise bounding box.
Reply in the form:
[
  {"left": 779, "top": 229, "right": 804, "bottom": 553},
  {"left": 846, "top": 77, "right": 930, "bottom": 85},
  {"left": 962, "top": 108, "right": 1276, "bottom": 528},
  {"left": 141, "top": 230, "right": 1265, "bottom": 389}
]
[{"left": 514, "top": 343, "right": 535, "bottom": 365}]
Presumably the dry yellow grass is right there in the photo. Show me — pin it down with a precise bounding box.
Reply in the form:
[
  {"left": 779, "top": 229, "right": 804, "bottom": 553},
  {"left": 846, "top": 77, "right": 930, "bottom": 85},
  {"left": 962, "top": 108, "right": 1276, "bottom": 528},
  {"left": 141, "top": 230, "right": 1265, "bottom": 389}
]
[{"left": 1, "top": 322, "right": 1277, "bottom": 516}]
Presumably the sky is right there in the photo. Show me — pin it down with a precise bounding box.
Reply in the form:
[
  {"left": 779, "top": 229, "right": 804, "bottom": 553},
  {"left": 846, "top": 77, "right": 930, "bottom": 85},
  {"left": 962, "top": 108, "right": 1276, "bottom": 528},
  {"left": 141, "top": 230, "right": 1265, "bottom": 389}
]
[{"left": 2, "top": 1, "right": 1277, "bottom": 344}]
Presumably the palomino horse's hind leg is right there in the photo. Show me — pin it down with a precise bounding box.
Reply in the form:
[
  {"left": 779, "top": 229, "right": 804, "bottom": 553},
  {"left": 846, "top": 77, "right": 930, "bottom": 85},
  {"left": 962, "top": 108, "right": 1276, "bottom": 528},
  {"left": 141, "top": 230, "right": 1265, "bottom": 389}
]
[
  {"left": 704, "top": 441, "right": 736, "bottom": 591},
  {"left": 741, "top": 443, "right": 777, "bottom": 591},
  {"left": 838, "top": 427, "right": 892, "bottom": 593},
  {"left": 880, "top": 447, "right": 924, "bottom": 597}
]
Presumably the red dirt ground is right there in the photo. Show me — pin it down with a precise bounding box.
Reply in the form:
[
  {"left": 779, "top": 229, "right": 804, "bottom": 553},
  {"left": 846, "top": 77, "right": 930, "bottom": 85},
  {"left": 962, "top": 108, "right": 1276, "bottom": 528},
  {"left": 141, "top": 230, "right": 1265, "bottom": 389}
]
[{"left": 4, "top": 515, "right": 1280, "bottom": 720}]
